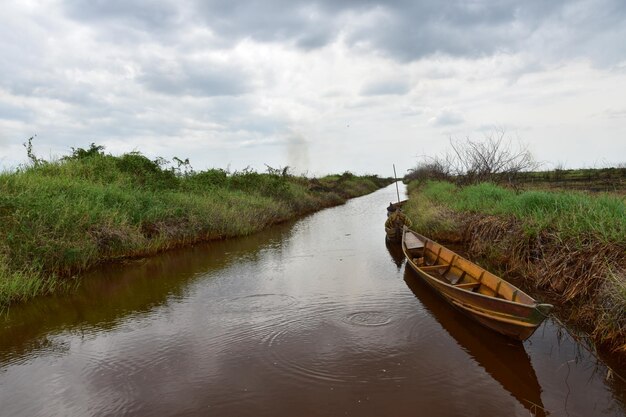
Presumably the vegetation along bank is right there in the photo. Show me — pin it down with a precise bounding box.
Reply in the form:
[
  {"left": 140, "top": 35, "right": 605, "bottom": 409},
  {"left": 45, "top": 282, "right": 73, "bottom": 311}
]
[
  {"left": 0, "top": 143, "right": 392, "bottom": 310},
  {"left": 403, "top": 179, "right": 626, "bottom": 359}
]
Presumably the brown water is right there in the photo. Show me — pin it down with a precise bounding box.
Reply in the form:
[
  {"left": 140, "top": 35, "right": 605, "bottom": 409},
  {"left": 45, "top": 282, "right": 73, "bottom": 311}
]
[{"left": 0, "top": 183, "right": 624, "bottom": 417}]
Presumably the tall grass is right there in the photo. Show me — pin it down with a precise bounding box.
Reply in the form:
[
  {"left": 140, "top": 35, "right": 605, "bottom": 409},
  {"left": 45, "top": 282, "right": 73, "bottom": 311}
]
[
  {"left": 0, "top": 149, "right": 391, "bottom": 308},
  {"left": 406, "top": 180, "right": 626, "bottom": 354},
  {"left": 414, "top": 181, "right": 625, "bottom": 244}
]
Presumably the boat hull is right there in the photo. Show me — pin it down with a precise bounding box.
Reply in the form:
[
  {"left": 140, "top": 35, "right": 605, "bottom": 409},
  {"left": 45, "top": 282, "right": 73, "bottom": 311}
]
[
  {"left": 402, "top": 228, "right": 551, "bottom": 341},
  {"left": 385, "top": 226, "right": 402, "bottom": 243}
]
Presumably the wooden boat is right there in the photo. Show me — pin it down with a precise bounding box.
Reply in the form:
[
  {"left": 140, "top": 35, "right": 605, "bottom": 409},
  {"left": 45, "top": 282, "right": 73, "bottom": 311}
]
[
  {"left": 386, "top": 199, "right": 407, "bottom": 217},
  {"left": 402, "top": 227, "right": 552, "bottom": 341},
  {"left": 385, "top": 225, "right": 402, "bottom": 243},
  {"left": 385, "top": 200, "right": 409, "bottom": 243}
]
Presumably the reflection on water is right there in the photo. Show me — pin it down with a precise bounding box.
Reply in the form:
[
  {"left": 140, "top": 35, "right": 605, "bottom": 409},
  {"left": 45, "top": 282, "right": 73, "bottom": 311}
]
[
  {"left": 403, "top": 268, "right": 546, "bottom": 417},
  {"left": 0, "top": 183, "right": 624, "bottom": 417},
  {"left": 0, "top": 220, "right": 298, "bottom": 364},
  {"left": 384, "top": 238, "right": 405, "bottom": 269}
]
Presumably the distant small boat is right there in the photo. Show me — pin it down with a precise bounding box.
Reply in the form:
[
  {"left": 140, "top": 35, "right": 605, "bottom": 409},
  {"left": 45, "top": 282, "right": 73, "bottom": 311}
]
[
  {"left": 385, "top": 200, "right": 409, "bottom": 243},
  {"left": 386, "top": 200, "right": 407, "bottom": 217},
  {"left": 402, "top": 227, "right": 552, "bottom": 341}
]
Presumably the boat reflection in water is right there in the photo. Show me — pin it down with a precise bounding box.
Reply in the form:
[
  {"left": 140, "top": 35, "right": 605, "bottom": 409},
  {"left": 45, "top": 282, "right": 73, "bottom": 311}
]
[
  {"left": 384, "top": 238, "right": 405, "bottom": 269},
  {"left": 402, "top": 268, "right": 547, "bottom": 417}
]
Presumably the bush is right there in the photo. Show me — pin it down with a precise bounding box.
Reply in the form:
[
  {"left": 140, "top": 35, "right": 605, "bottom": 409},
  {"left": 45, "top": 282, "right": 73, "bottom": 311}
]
[
  {"left": 114, "top": 152, "right": 179, "bottom": 190},
  {"left": 185, "top": 169, "right": 229, "bottom": 191},
  {"left": 62, "top": 143, "right": 106, "bottom": 160}
]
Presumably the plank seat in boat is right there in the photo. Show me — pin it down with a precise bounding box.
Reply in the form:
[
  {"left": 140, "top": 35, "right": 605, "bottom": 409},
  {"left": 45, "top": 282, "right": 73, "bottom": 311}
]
[
  {"left": 454, "top": 282, "right": 481, "bottom": 290},
  {"left": 417, "top": 267, "right": 463, "bottom": 286},
  {"left": 404, "top": 233, "right": 424, "bottom": 250}
]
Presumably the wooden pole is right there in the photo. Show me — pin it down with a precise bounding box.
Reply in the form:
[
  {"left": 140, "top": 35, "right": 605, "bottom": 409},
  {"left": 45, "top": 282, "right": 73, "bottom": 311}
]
[{"left": 393, "top": 164, "right": 400, "bottom": 203}]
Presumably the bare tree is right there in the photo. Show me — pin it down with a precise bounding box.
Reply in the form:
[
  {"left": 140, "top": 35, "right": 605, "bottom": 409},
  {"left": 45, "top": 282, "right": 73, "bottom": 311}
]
[
  {"left": 409, "top": 129, "right": 538, "bottom": 185},
  {"left": 405, "top": 154, "right": 454, "bottom": 182},
  {"left": 449, "top": 129, "right": 537, "bottom": 184}
]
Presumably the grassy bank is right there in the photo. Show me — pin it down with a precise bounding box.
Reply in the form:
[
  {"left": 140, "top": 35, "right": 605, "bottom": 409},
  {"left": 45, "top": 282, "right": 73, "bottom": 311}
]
[
  {"left": 0, "top": 147, "right": 391, "bottom": 309},
  {"left": 404, "top": 180, "right": 626, "bottom": 356}
]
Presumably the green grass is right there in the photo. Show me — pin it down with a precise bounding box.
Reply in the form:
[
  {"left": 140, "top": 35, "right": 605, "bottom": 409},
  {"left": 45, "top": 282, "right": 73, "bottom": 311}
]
[
  {"left": 403, "top": 185, "right": 458, "bottom": 239},
  {"left": 409, "top": 181, "right": 626, "bottom": 244},
  {"left": 0, "top": 255, "right": 60, "bottom": 306},
  {"left": 406, "top": 180, "right": 626, "bottom": 355},
  {"left": 0, "top": 149, "right": 391, "bottom": 308}
]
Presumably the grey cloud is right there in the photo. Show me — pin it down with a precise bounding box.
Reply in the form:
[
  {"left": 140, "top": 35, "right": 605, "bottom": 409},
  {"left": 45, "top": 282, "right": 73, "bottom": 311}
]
[
  {"left": 67, "top": 93, "right": 286, "bottom": 148},
  {"left": 185, "top": 96, "right": 288, "bottom": 137},
  {"left": 0, "top": 61, "right": 114, "bottom": 112},
  {"left": 295, "top": 31, "right": 333, "bottom": 50},
  {"left": 58, "top": 0, "right": 626, "bottom": 65},
  {"left": 235, "top": 117, "right": 285, "bottom": 136},
  {"left": 140, "top": 61, "right": 250, "bottom": 97},
  {"left": 543, "top": 1, "right": 626, "bottom": 66},
  {"left": 0, "top": 101, "right": 34, "bottom": 122},
  {"left": 360, "top": 80, "right": 410, "bottom": 96},
  {"left": 62, "top": 0, "right": 181, "bottom": 29},
  {"left": 352, "top": 0, "right": 624, "bottom": 65},
  {"left": 194, "top": 1, "right": 340, "bottom": 48},
  {"left": 196, "top": 0, "right": 528, "bottom": 59}
]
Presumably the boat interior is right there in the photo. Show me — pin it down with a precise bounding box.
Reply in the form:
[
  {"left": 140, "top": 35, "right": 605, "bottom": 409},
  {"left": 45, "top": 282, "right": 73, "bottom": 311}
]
[{"left": 404, "top": 231, "right": 533, "bottom": 305}]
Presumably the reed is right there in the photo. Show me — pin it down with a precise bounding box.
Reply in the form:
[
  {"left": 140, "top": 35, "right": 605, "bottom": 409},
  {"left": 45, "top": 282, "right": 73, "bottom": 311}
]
[{"left": 0, "top": 148, "right": 391, "bottom": 309}]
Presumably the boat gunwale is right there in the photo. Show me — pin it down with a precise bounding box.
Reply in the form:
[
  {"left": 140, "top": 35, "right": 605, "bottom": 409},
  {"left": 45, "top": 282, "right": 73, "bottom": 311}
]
[
  {"left": 447, "top": 299, "right": 538, "bottom": 328},
  {"left": 407, "top": 260, "right": 544, "bottom": 328},
  {"left": 401, "top": 227, "right": 543, "bottom": 311}
]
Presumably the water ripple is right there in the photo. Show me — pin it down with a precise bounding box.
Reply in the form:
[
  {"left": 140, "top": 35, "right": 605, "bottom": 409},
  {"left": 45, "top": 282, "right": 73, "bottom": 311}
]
[
  {"left": 343, "top": 311, "right": 393, "bottom": 327},
  {"left": 215, "top": 293, "right": 298, "bottom": 313}
]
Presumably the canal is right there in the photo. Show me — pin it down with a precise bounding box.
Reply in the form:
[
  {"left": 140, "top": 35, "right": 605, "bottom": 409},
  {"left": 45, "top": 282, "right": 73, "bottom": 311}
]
[{"left": 0, "top": 183, "right": 624, "bottom": 416}]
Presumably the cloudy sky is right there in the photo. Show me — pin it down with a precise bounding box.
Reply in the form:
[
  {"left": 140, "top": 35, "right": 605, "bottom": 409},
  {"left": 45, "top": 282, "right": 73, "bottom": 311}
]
[{"left": 1, "top": 0, "right": 625, "bottom": 176}]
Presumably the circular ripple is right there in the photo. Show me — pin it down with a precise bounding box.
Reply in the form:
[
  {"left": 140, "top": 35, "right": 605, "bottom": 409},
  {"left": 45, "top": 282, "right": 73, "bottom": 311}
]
[
  {"left": 262, "top": 316, "right": 360, "bottom": 385},
  {"left": 343, "top": 311, "right": 393, "bottom": 327},
  {"left": 218, "top": 294, "right": 298, "bottom": 313},
  {"left": 255, "top": 298, "right": 406, "bottom": 387}
]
